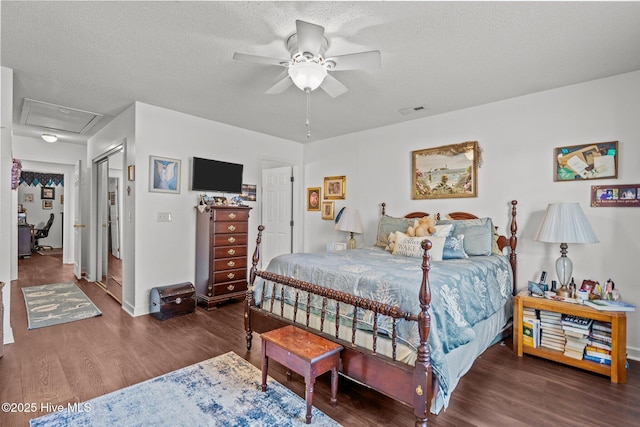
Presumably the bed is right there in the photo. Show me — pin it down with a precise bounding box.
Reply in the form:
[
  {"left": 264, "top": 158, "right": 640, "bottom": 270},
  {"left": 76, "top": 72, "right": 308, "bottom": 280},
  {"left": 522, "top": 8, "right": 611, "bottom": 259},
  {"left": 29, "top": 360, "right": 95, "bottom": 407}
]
[{"left": 244, "top": 200, "right": 518, "bottom": 426}]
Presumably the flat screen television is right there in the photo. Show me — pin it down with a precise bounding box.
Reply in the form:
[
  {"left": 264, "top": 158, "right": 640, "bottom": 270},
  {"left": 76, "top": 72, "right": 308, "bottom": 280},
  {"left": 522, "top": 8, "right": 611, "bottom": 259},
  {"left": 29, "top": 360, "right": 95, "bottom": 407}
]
[{"left": 191, "top": 157, "right": 244, "bottom": 193}]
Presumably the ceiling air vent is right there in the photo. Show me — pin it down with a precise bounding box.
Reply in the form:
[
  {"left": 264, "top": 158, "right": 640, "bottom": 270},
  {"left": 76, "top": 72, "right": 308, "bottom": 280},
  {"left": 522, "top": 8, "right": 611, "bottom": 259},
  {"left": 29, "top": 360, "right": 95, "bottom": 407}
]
[
  {"left": 399, "top": 104, "right": 429, "bottom": 115},
  {"left": 20, "top": 98, "right": 103, "bottom": 134}
]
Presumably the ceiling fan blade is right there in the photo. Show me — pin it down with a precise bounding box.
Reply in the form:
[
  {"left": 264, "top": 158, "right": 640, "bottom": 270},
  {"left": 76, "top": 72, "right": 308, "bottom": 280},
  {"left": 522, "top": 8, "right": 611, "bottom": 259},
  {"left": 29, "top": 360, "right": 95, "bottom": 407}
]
[
  {"left": 233, "top": 52, "right": 288, "bottom": 67},
  {"left": 265, "top": 76, "right": 293, "bottom": 95},
  {"left": 320, "top": 74, "right": 348, "bottom": 98},
  {"left": 325, "top": 50, "right": 382, "bottom": 71},
  {"left": 296, "top": 20, "right": 325, "bottom": 56}
]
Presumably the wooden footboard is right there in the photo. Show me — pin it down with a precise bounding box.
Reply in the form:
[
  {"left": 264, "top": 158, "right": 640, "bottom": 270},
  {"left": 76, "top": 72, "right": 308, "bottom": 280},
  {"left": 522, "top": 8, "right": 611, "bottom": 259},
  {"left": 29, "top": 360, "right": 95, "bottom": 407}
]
[
  {"left": 246, "top": 226, "right": 433, "bottom": 426},
  {"left": 245, "top": 200, "right": 518, "bottom": 427}
]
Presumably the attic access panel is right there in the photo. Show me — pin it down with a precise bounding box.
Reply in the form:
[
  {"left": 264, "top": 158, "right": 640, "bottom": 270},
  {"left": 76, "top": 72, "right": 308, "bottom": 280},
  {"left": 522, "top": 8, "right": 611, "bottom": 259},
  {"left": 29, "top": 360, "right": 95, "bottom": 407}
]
[{"left": 20, "top": 98, "right": 103, "bottom": 134}]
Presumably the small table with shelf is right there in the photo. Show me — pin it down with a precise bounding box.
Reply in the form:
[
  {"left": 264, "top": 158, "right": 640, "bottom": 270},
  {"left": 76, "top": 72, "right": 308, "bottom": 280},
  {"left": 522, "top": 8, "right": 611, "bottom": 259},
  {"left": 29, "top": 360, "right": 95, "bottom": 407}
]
[{"left": 514, "top": 290, "right": 627, "bottom": 383}]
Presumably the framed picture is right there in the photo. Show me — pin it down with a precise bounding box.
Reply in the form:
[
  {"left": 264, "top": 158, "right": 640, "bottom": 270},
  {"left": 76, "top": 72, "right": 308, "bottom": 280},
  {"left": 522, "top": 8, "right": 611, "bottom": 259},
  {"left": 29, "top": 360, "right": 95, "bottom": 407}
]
[
  {"left": 307, "top": 187, "right": 321, "bottom": 211},
  {"left": 321, "top": 201, "right": 334, "bottom": 220},
  {"left": 60, "top": 195, "right": 64, "bottom": 204},
  {"left": 42, "top": 200, "right": 53, "bottom": 210},
  {"left": 128, "top": 165, "right": 135, "bottom": 181},
  {"left": 412, "top": 141, "right": 478, "bottom": 199},
  {"left": 24, "top": 193, "right": 34, "bottom": 203},
  {"left": 554, "top": 141, "right": 618, "bottom": 181},
  {"left": 591, "top": 184, "right": 640, "bottom": 207},
  {"left": 149, "top": 156, "right": 181, "bottom": 194},
  {"left": 241, "top": 184, "right": 257, "bottom": 202},
  {"left": 41, "top": 186, "right": 55, "bottom": 200},
  {"left": 324, "top": 176, "right": 346, "bottom": 200}
]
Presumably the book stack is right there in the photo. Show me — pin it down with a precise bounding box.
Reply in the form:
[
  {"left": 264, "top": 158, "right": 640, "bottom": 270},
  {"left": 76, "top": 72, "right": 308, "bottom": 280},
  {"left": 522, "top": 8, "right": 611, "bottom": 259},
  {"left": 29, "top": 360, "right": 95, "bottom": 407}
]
[
  {"left": 561, "top": 314, "right": 593, "bottom": 360},
  {"left": 585, "top": 321, "right": 613, "bottom": 364},
  {"left": 539, "top": 310, "right": 565, "bottom": 352},
  {"left": 522, "top": 307, "right": 540, "bottom": 348}
]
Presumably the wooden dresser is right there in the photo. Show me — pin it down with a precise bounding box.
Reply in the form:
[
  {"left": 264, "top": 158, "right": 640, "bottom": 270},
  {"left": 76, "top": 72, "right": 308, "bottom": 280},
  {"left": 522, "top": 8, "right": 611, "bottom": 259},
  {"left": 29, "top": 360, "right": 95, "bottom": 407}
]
[{"left": 195, "top": 205, "right": 251, "bottom": 310}]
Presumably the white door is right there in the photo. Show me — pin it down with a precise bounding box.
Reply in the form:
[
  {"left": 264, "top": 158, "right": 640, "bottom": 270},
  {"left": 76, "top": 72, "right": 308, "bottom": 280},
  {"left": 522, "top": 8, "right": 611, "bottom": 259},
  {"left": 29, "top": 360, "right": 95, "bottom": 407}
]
[
  {"left": 261, "top": 166, "right": 293, "bottom": 267},
  {"left": 73, "top": 160, "right": 83, "bottom": 279},
  {"left": 96, "top": 159, "right": 109, "bottom": 284}
]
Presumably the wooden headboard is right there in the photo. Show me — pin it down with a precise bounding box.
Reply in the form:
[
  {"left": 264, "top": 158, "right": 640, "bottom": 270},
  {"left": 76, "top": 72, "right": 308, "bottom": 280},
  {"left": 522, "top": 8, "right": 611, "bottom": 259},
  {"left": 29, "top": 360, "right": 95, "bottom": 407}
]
[{"left": 380, "top": 201, "right": 519, "bottom": 292}]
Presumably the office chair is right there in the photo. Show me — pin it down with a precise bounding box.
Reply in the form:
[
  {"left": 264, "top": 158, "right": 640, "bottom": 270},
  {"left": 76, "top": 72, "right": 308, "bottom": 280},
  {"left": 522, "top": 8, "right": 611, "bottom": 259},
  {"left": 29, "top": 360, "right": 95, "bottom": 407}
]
[{"left": 33, "top": 213, "right": 54, "bottom": 251}]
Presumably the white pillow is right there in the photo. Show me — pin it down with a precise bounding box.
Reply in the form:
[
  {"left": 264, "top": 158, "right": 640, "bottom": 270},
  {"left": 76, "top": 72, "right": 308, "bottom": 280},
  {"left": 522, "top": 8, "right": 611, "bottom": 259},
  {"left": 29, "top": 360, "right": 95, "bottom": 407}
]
[
  {"left": 432, "top": 223, "right": 453, "bottom": 237},
  {"left": 392, "top": 232, "right": 446, "bottom": 261}
]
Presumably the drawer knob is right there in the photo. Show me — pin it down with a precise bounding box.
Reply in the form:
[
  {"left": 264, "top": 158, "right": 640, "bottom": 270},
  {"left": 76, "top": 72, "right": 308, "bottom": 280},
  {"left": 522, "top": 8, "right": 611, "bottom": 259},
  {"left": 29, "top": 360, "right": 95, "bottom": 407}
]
[
  {"left": 227, "top": 273, "right": 235, "bottom": 279},
  {"left": 228, "top": 237, "right": 236, "bottom": 243},
  {"left": 228, "top": 225, "right": 236, "bottom": 231},
  {"left": 175, "top": 297, "right": 182, "bottom": 304},
  {"left": 227, "top": 249, "right": 236, "bottom": 255},
  {"left": 227, "top": 261, "right": 235, "bottom": 267},
  {"left": 227, "top": 284, "right": 235, "bottom": 291},
  {"left": 228, "top": 213, "right": 236, "bottom": 219}
]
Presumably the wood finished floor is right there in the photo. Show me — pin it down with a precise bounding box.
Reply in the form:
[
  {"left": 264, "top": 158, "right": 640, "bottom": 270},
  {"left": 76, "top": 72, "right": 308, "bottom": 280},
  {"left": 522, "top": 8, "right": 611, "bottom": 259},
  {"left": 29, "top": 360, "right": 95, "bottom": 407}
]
[{"left": 1, "top": 254, "right": 639, "bottom": 426}]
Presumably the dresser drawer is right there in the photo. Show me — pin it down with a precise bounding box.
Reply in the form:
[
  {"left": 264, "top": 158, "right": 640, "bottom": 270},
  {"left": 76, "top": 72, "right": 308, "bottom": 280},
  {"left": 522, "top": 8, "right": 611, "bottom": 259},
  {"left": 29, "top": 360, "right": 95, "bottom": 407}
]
[
  {"left": 214, "top": 234, "right": 248, "bottom": 247},
  {"left": 213, "top": 245, "right": 247, "bottom": 259},
  {"left": 213, "top": 209, "right": 250, "bottom": 222},
  {"left": 213, "top": 257, "right": 247, "bottom": 271},
  {"left": 214, "top": 221, "right": 248, "bottom": 234},
  {"left": 211, "top": 280, "right": 248, "bottom": 296},
  {"left": 212, "top": 268, "right": 247, "bottom": 284}
]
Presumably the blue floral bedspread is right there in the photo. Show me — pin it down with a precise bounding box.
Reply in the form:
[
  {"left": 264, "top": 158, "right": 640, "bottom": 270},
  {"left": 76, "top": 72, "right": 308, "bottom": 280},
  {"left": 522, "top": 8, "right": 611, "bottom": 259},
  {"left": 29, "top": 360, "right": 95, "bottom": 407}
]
[{"left": 256, "top": 247, "right": 513, "bottom": 397}]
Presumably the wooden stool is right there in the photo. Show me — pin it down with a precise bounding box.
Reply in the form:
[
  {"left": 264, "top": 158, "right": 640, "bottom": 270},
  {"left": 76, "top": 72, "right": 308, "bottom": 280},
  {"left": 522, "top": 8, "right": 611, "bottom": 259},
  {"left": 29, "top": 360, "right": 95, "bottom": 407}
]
[{"left": 261, "top": 325, "right": 343, "bottom": 424}]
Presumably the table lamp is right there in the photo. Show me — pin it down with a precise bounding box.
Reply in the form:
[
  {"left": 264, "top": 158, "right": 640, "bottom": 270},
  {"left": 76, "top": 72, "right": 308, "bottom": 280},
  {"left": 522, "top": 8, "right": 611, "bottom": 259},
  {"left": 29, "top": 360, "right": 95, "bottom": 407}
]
[
  {"left": 534, "top": 202, "right": 599, "bottom": 297},
  {"left": 334, "top": 208, "right": 363, "bottom": 249}
]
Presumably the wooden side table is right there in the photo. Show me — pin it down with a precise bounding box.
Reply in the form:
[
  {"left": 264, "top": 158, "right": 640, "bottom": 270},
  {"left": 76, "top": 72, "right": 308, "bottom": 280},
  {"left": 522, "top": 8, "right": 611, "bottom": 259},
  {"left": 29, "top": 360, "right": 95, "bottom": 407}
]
[
  {"left": 514, "top": 290, "right": 627, "bottom": 383},
  {"left": 261, "top": 325, "right": 343, "bottom": 424}
]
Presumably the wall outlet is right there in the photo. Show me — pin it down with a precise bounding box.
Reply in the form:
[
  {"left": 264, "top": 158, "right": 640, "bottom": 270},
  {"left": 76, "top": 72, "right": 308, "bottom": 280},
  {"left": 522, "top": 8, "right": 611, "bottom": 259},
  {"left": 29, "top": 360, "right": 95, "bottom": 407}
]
[{"left": 157, "top": 212, "right": 172, "bottom": 222}]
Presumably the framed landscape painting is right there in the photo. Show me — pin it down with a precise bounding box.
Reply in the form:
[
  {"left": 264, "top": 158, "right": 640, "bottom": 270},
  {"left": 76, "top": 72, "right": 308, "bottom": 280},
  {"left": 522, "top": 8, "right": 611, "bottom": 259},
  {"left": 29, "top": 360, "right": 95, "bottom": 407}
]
[{"left": 412, "top": 141, "right": 478, "bottom": 199}]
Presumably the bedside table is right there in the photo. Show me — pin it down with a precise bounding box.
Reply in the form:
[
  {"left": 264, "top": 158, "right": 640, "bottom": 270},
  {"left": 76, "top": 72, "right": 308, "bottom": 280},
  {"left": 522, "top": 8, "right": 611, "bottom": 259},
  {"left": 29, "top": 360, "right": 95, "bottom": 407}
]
[{"left": 514, "top": 290, "right": 627, "bottom": 383}]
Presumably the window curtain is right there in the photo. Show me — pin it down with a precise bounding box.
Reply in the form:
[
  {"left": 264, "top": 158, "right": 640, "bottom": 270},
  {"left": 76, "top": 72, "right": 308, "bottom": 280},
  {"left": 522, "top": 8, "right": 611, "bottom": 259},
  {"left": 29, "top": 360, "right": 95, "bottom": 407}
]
[{"left": 19, "top": 171, "right": 65, "bottom": 187}]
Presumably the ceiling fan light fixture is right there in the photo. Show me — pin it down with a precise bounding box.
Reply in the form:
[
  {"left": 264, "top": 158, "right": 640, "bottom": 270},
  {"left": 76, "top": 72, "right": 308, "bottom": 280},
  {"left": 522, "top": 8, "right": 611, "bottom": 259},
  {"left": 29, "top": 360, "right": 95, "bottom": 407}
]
[
  {"left": 288, "top": 62, "right": 327, "bottom": 92},
  {"left": 41, "top": 133, "right": 58, "bottom": 143}
]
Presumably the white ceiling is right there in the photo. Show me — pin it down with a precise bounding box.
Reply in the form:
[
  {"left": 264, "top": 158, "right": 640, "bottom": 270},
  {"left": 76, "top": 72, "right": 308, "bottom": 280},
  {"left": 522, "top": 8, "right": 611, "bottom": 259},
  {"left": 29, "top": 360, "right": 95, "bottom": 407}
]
[{"left": 3, "top": 1, "right": 640, "bottom": 144}]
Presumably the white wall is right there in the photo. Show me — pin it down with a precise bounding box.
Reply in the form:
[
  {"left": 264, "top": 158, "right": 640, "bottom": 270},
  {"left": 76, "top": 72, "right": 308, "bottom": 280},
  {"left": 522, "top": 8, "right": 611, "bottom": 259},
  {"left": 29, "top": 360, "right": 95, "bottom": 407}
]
[
  {"left": 92, "top": 102, "right": 304, "bottom": 316},
  {"left": 303, "top": 71, "right": 640, "bottom": 358},
  {"left": 1, "top": 66, "right": 14, "bottom": 344}
]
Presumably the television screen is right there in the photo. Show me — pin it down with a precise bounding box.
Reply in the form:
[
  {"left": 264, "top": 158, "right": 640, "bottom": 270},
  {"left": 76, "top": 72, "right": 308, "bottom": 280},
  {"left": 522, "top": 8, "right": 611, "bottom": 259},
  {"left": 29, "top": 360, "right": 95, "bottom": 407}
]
[{"left": 191, "top": 157, "right": 243, "bottom": 193}]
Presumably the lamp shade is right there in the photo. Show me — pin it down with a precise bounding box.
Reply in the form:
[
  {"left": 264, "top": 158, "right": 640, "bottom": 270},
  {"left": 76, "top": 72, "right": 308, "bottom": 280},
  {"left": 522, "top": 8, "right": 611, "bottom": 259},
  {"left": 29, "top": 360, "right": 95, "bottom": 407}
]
[
  {"left": 334, "top": 208, "right": 363, "bottom": 234},
  {"left": 535, "top": 202, "right": 598, "bottom": 244},
  {"left": 288, "top": 62, "right": 327, "bottom": 91}
]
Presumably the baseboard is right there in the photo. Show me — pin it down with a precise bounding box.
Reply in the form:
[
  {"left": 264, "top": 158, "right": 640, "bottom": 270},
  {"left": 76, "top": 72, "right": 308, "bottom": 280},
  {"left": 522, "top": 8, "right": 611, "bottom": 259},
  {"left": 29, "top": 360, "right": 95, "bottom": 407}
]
[{"left": 627, "top": 346, "right": 639, "bottom": 362}]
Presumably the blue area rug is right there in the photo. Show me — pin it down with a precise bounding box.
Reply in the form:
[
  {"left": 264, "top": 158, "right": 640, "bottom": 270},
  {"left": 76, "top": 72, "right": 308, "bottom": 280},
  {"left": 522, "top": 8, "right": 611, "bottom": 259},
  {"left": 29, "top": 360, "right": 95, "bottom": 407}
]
[
  {"left": 29, "top": 351, "right": 342, "bottom": 426},
  {"left": 22, "top": 282, "right": 102, "bottom": 330}
]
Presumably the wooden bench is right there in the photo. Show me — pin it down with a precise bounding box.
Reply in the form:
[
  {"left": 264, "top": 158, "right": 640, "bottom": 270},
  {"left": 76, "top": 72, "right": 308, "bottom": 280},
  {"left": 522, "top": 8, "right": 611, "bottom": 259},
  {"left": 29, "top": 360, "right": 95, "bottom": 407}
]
[{"left": 261, "top": 325, "right": 343, "bottom": 424}]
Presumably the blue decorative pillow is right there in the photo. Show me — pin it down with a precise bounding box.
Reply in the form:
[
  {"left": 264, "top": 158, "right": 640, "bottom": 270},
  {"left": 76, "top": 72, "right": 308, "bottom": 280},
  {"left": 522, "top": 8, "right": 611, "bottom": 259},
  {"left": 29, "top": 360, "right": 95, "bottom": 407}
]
[
  {"left": 436, "top": 218, "right": 494, "bottom": 256},
  {"left": 442, "top": 234, "right": 468, "bottom": 259},
  {"left": 375, "top": 216, "right": 414, "bottom": 247}
]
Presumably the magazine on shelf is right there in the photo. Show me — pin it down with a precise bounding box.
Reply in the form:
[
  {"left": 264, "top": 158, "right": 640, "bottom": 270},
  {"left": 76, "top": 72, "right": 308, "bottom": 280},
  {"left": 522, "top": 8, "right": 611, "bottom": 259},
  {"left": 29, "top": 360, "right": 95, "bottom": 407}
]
[{"left": 584, "top": 299, "right": 636, "bottom": 312}]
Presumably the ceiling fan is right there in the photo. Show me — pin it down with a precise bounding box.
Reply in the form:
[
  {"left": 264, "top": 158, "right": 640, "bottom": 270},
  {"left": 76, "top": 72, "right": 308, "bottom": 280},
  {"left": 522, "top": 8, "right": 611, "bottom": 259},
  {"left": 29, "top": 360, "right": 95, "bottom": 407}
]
[{"left": 233, "top": 20, "right": 381, "bottom": 98}]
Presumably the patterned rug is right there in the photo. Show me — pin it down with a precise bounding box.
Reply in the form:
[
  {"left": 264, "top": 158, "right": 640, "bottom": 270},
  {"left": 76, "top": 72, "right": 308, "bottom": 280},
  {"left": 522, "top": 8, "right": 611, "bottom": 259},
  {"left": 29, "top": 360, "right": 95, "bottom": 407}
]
[
  {"left": 30, "top": 351, "right": 342, "bottom": 427},
  {"left": 22, "top": 282, "right": 102, "bottom": 330},
  {"left": 36, "top": 247, "right": 63, "bottom": 256}
]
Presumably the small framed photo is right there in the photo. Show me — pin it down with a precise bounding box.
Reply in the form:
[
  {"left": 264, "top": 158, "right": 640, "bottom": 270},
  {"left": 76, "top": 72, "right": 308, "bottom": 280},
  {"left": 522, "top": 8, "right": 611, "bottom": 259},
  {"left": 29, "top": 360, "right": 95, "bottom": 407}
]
[
  {"left": 149, "top": 156, "right": 181, "bottom": 194},
  {"left": 321, "top": 201, "right": 334, "bottom": 220},
  {"left": 24, "top": 193, "right": 34, "bottom": 203},
  {"left": 307, "top": 187, "right": 321, "bottom": 211},
  {"left": 41, "top": 186, "right": 55, "bottom": 200},
  {"left": 333, "top": 242, "right": 347, "bottom": 251},
  {"left": 324, "top": 176, "right": 346, "bottom": 200},
  {"left": 591, "top": 184, "right": 640, "bottom": 207},
  {"left": 42, "top": 200, "right": 53, "bottom": 210},
  {"left": 241, "top": 184, "right": 257, "bottom": 202},
  {"left": 60, "top": 195, "right": 64, "bottom": 204},
  {"left": 128, "top": 165, "right": 135, "bottom": 181}
]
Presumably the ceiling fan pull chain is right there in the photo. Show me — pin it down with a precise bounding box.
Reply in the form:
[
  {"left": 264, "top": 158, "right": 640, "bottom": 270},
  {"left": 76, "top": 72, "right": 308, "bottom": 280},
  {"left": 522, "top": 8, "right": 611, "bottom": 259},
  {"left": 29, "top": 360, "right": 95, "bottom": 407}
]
[{"left": 305, "top": 88, "right": 311, "bottom": 139}]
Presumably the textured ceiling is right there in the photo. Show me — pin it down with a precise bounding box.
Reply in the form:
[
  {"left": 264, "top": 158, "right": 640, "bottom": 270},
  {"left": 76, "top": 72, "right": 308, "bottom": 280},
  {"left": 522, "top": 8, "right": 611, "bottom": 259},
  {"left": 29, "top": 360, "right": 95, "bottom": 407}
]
[{"left": 3, "top": 1, "right": 640, "bottom": 144}]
